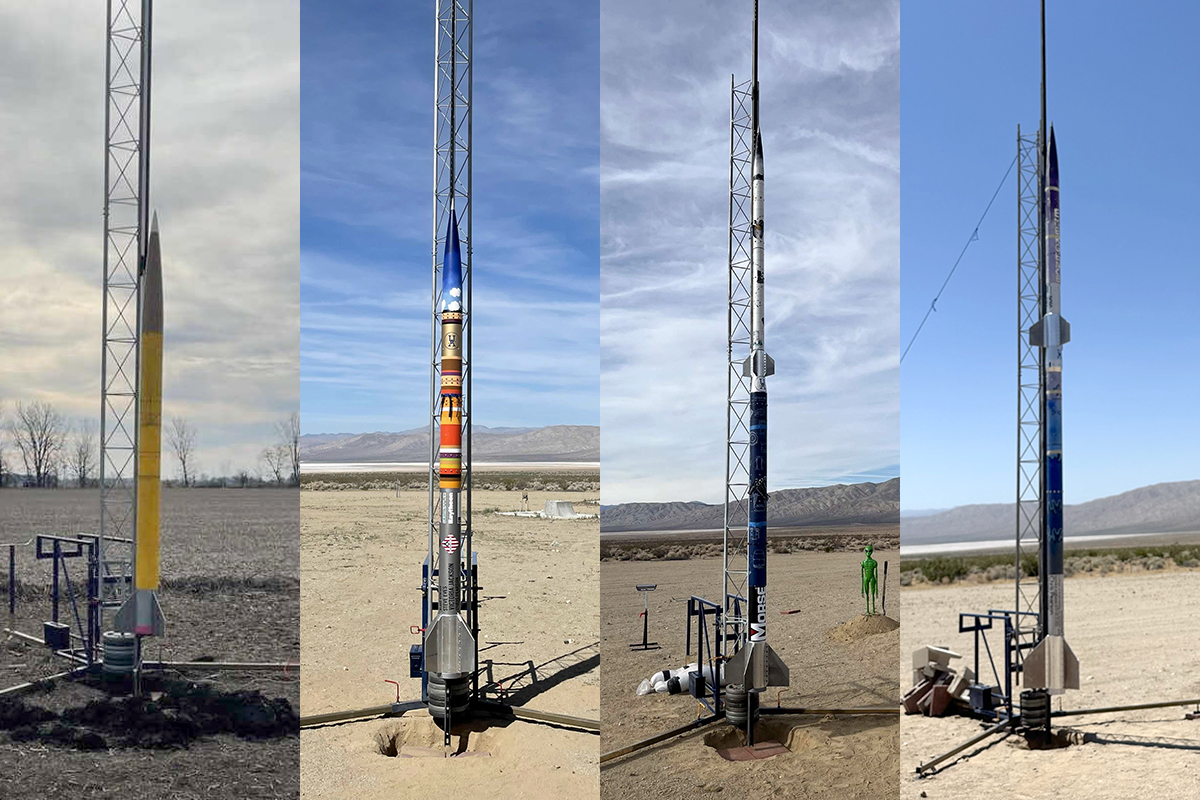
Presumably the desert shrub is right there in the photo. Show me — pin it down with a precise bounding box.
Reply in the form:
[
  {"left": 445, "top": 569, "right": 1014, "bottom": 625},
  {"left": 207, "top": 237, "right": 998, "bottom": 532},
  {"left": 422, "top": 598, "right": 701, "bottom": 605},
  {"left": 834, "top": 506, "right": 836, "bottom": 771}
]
[{"left": 918, "top": 557, "right": 969, "bottom": 584}]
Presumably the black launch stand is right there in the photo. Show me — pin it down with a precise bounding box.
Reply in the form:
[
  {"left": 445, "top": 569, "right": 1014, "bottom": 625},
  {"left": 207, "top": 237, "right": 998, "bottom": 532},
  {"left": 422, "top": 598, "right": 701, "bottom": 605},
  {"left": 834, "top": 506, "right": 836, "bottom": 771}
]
[{"left": 629, "top": 584, "right": 660, "bottom": 650}]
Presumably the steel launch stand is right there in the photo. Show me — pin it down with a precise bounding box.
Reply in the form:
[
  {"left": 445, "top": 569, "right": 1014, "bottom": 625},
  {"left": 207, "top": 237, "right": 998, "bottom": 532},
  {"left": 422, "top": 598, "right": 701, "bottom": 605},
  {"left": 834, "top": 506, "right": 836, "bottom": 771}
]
[
  {"left": 421, "top": 0, "right": 481, "bottom": 747},
  {"left": 100, "top": 0, "right": 152, "bottom": 648},
  {"left": 720, "top": 74, "right": 758, "bottom": 699},
  {"left": 1012, "top": 125, "right": 1044, "bottom": 688}
]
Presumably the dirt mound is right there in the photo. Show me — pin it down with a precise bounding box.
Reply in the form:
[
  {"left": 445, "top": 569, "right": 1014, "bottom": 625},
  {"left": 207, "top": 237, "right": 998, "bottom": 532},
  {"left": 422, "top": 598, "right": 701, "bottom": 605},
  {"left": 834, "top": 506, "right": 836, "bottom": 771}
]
[
  {"left": 0, "top": 675, "right": 298, "bottom": 751},
  {"left": 828, "top": 614, "right": 899, "bottom": 642}
]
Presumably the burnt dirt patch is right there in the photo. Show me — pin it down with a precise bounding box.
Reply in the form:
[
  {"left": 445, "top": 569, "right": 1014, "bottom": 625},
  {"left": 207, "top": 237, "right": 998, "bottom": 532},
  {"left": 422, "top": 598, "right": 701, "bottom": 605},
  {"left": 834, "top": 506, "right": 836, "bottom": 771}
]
[
  {"left": 1017, "top": 726, "right": 1094, "bottom": 750},
  {"left": 0, "top": 674, "right": 298, "bottom": 751},
  {"left": 702, "top": 719, "right": 818, "bottom": 754}
]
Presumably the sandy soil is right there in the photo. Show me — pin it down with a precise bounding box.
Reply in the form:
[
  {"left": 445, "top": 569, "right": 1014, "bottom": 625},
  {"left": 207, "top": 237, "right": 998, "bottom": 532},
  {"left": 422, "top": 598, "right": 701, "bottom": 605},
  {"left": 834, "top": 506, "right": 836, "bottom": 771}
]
[
  {"left": 300, "top": 488, "right": 600, "bottom": 799},
  {"left": 0, "top": 488, "right": 300, "bottom": 799},
  {"left": 600, "top": 547, "right": 900, "bottom": 800},
  {"left": 900, "top": 571, "right": 1200, "bottom": 798}
]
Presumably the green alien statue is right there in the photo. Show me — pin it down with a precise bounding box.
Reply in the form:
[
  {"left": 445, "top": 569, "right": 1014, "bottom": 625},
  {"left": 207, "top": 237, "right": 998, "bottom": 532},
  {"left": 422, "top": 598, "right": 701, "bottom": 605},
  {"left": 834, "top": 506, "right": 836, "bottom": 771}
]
[{"left": 861, "top": 545, "right": 878, "bottom": 616}]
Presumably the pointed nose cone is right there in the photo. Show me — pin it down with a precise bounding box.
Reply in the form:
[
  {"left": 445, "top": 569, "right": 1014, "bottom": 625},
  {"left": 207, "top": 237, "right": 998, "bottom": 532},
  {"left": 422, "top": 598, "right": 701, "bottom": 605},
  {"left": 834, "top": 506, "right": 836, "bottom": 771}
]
[
  {"left": 143, "top": 211, "right": 163, "bottom": 335},
  {"left": 441, "top": 210, "right": 463, "bottom": 312},
  {"left": 1047, "top": 126, "right": 1058, "bottom": 187}
]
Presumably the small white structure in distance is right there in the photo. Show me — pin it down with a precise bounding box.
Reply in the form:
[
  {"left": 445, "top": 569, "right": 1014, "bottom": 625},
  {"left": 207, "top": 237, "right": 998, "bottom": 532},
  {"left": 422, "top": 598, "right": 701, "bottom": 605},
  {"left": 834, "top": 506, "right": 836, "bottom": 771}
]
[{"left": 497, "top": 500, "right": 596, "bottom": 519}]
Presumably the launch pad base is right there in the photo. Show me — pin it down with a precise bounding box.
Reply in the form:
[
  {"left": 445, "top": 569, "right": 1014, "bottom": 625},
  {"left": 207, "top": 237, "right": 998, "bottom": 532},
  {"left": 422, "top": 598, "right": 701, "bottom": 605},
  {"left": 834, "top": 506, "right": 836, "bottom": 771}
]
[
  {"left": 714, "top": 741, "right": 788, "bottom": 761},
  {"left": 397, "top": 747, "right": 491, "bottom": 758}
]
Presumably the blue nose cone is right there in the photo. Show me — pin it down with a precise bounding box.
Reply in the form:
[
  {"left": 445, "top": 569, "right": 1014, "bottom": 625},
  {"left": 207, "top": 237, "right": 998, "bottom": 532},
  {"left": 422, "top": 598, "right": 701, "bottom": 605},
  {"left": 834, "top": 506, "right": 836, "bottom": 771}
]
[{"left": 441, "top": 211, "right": 463, "bottom": 312}]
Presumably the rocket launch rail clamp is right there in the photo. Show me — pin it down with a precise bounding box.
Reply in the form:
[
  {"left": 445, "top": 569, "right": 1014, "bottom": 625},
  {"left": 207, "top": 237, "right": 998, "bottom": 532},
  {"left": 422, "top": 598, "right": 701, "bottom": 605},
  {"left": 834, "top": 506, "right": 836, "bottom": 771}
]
[
  {"left": 629, "top": 584, "right": 660, "bottom": 651},
  {"left": 684, "top": 596, "right": 724, "bottom": 715}
]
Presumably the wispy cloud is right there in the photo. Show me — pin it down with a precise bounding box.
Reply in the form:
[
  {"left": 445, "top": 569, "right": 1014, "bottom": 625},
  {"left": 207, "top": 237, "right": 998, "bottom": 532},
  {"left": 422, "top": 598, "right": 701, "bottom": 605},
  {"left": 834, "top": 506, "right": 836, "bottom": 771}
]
[
  {"left": 300, "top": 0, "right": 599, "bottom": 435},
  {"left": 600, "top": 0, "right": 899, "bottom": 503}
]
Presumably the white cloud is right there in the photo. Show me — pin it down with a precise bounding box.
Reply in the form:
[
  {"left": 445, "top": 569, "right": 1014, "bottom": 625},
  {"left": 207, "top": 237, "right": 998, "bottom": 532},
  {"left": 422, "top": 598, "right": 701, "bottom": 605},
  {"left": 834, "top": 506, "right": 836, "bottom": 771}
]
[
  {"left": 600, "top": 0, "right": 899, "bottom": 503},
  {"left": 0, "top": 2, "right": 299, "bottom": 477}
]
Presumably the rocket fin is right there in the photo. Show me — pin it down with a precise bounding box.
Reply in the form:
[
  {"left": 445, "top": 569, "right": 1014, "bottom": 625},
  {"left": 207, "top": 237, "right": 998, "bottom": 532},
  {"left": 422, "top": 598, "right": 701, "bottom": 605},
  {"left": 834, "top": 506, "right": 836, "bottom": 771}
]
[
  {"left": 1023, "top": 634, "right": 1079, "bottom": 692},
  {"left": 424, "top": 613, "right": 476, "bottom": 677},
  {"left": 724, "top": 640, "right": 789, "bottom": 691},
  {"left": 1023, "top": 637, "right": 1045, "bottom": 687},
  {"left": 741, "top": 353, "right": 775, "bottom": 378},
  {"left": 1063, "top": 638, "right": 1080, "bottom": 689},
  {"left": 765, "top": 642, "right": 789, "bottom": 686},
  {"left": 1029, "top": 319, "right": 1044, "bottom": 347},
  {"left": 1029, "top": 316, "right": 1070, "bottom": 347},
  {"left": 112, "top": 589, "right": 166, "bottom": 637},
  {"left": 726, "top": 642, "right": 750, "bottom": 683}
]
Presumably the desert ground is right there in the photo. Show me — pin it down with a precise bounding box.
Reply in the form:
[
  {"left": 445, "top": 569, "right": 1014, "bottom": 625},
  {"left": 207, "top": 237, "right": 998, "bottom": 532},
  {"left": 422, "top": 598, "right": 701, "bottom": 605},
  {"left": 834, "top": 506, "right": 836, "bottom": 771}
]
[
  {"left": 900, "top": 570, "right": 1200, "bottom": 799},
  {"left": 600, "top": 543, "right": 900, "bottom": 800},
  {"left": 0, "top": 488, "right": 300, "bottom": 799},
  {"left": 299, "top": 484, "right": 600, "bottom": 799}
]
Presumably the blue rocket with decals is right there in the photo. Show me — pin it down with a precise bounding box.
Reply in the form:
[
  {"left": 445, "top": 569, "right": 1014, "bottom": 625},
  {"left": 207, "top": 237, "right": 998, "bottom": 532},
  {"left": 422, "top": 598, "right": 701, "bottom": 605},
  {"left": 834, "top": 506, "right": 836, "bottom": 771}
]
[
  {"left": 725, "top": 0, "right": 789, "bottom": 698},
  {"left": 1024, "top": 127, "right": 1079, "bottom": 694}
]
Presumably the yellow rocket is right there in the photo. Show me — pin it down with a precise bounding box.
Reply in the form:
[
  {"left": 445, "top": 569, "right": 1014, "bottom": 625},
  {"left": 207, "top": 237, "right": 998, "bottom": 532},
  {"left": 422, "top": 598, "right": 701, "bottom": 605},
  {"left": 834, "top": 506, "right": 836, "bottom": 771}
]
[{"left": 115, "top": 212, "right": 167, "bottom": 638}]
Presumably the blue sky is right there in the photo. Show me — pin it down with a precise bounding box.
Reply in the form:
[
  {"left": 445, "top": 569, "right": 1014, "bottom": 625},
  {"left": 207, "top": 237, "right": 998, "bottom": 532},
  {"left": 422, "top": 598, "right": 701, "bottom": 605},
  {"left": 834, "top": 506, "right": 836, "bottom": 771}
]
[
  {"left": 301, "top": 0, "right": 599, "bottom": 435},
  {"left": 902, "top": 1, "right": 1200, "bottom": 510},
  {"left": 601, "top": 0, "right": 900, "bottom": 503}
]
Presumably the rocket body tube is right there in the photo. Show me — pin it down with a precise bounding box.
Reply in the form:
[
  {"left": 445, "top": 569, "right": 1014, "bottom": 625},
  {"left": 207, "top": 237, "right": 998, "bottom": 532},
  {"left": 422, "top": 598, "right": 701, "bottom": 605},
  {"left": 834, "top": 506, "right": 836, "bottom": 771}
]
[
  {"left": 726, "top": 126, "right": 786, "bottom": 694},
  {"left": 747, "top": 135, "right": 768, "bottom": 642},
  {"left": 1024, "top": 127, "right": 1078, "bottom": 693},
  {"left": 424, "top": 211, "right": 476, "bottom": 680},
  {"left": 115, "top": 214, "right": 167, "bottom": 638}
]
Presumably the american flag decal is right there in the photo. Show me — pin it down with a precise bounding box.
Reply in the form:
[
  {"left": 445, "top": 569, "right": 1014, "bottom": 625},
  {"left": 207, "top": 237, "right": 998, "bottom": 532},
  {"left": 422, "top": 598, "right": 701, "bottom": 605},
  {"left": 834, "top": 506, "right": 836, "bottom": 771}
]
[{"left": 442, "top": 535, "right": 459, "bottom": 553}]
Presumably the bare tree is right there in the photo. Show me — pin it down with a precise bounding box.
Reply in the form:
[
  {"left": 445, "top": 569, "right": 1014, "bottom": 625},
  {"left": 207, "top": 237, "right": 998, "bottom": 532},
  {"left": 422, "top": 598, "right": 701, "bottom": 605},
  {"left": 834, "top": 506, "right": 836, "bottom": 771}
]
[
  {"left": 69, "top": 419, "right": 98, "bottom": 488},
  {"left": 277, "top": 411, "right": 301, "bottom": 486},
  {"left": 168, "top": 417, "right": 197, "bottom": 487},
  {"left": 260, "top": 444, "right": 288, "bottom": 485},
  {"left": 9, "top": 400, "right": 67, "bottom": 487}
]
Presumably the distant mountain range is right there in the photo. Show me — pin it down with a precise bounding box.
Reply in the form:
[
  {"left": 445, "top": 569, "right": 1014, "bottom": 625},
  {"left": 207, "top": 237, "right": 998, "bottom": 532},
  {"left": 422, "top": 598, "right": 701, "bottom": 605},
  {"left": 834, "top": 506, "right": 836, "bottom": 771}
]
[
  {"left": 601, "top": 478, "right": 899, "bottom": 532},
  {"left": 902, "top": 480, "right": 1200, "bottom": 545},
  {"left": 299, "top": 425, "right": 599, "bottom": 463}
]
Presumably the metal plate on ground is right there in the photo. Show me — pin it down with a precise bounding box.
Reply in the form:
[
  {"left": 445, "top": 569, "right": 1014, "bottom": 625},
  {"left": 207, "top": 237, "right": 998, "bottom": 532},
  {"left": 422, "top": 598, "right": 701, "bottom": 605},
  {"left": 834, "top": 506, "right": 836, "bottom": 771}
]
[
  {"left": 399, "top": 747, "right": 492, "bottom": 758},
  {"left": 715, "top": 740, "right": 788, "bottom": 761}
]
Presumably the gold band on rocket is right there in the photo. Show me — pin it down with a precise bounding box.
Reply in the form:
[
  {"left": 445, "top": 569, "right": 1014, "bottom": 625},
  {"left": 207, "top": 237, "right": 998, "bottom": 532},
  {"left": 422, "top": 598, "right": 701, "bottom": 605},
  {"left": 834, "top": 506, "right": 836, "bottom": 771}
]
[{"left": 439, "top": 309, "right": 463, "bottom": 489}]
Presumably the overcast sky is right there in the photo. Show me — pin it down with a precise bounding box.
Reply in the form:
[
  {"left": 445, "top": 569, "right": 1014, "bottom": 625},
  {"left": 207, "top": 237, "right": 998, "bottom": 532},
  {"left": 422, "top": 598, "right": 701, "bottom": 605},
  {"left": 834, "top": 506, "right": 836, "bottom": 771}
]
[
  {"left": 0, "top": 2, "right": 299, "bottom": 479},
  {"left": 300, "top": 0, "right": 600, "bottom": 435},
  {"left": 601, "top": 0, "right": 900, "bottom": 504}
]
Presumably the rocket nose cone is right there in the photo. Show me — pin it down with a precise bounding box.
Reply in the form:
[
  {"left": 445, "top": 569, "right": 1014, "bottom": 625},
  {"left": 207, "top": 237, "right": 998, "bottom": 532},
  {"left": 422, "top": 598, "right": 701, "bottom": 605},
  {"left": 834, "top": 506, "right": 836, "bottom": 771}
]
[
  {"left": 441, "top": 210, "right": 463, "bottom": 310},
  {"left": 1047, "top": 126, "right": 1058, "bottom": 185},
  {"left": 444, "top": 210, "right": 462, "bottom": 262},
  {"left": 143, "top": 214, "right": 163, "bottom": 334}
]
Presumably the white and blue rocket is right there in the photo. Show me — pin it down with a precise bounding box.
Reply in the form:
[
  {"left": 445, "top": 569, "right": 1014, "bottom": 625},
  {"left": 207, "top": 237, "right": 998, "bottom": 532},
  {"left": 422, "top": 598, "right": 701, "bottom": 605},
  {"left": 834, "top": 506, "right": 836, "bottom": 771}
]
[
  {"left": 1023, "top": 128, "right": 1079, "bottom": 694},
  {"left": 725, "top": 0, "right": 789, "bottom": 705}
]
